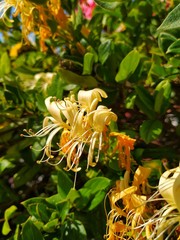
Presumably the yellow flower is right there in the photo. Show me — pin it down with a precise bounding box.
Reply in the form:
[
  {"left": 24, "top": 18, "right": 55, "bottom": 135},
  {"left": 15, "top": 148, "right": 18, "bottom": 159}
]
[
  {"left": 106, "top": 166, "right": 151, "bottom": 240},
  {"left": 78, "top": 88, "right": 108, "bottom": 112},
  {"left": 0, "top": 0, "right": 70, "bottom": 51},
  {"left": 23, "top": 88, "right": 117, "bottom": 172}
]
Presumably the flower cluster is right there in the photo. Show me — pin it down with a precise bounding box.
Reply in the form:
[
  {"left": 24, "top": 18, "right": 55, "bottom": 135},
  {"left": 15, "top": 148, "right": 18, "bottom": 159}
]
[
  {"left": 106, "top": 166, "right": 151, "bottom": 240},
  {"left": 106, "top": 166, "right": 180, "bottom": 239},
  {"left": 23, "top": 88, "right": 117, "bottom": 172},
  {"left": 0, "top": 0, "right": 70, "bottom": 51}
]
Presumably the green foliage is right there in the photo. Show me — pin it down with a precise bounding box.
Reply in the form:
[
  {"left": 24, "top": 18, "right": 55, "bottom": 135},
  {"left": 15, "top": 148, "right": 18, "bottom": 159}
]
[
  {"left": 115, "top": 49, "right": 141, "bottom": 82},
  {"left": 0, "top": 0, "right": 179, "bottom": 239}
]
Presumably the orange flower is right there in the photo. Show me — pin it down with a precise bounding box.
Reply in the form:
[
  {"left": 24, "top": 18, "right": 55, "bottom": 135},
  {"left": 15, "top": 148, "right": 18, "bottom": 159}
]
[
  {"left": 0, "top": 0, "right": 70, "bottom": 51},
  {"left": 106, "top": 166, "right": 151, "bottom": 240},
  {"left": 110, "top": 132, "right": 136, "bottom": 171}
]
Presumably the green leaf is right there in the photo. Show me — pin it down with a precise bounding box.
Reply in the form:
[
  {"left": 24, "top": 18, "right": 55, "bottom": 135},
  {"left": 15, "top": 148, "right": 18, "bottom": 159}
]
[
  {"left": 67, "top": 188, "right": 81, "bottom": 204},
  {"left": 135, "top": 86, "right": 155, "bottom": 119},
  {"left": 140, "top": 120, "right": 163, "bottom": 144},
  {"left": 2, "top": 205, "right": 17, "bottom": 235},
  {"left": 83, "top": 52, "right": 94, "bottom": 75},
  {"left": 76, "top": 177, "right": 111, "bottom": 210},
  {"left": 13, "top": 224, "right": 21, "bottom": 240},
  {"left": 47, "top": 73, "right": 64, "bottom": 99},
  {"left": 43, "top": 218, "right": 59, "bottom": 233},
  {"left": 154, "top": 80, "right": 171, "bottom": 114},
  {"left": 87, "top": 190, "right": 106, "bottom": 211},
  {"left": 56, "top": 200, "right": 71, "bottom": 222},
  {"left": 158, "top": 32, "right": 177, "bottom": 53},
  {"left": 0, "top": 157, "right": 15, "bottom": 174},
  {"left": 98, "top": 40, "right": 112, "bottom": 65},
  {"left": 22, "top": 197, "right": 55, "bottom": 223},
  {"left": 166, "top": 39, "right": 180, "bottom": 54},
  {"left": 22, "top": 219, "right": 44, "bottom": 240},
  {"left": 94, "top": 0, "right": 121, "bottom": 10},
  {"left": 36, "top": 203, "right": 52, "bottom": 222},
  {"left": 62, "top": 219, "right": 87, "bottom": 240},
  {"left": 0, "top": 52, "right": 11, "bottom": 77},
  {"left": 157, "top": 3, "right": 180, "bottom": 34},
  {"left": 125, "top": 92, "right": 136, "bottom": 109},
  {"left": 115, "top": 49, "right": 141, "bottom": 82},
  {"left": 83, "top": 177, "right": 111, "bottom": 194},
  {"left": 57, "top": 169, "right": 73, "bottom": 199},
  {"left": 59, "top": 68, "right": 97, "bottom": 88},
  {"left": 46, "top": 194, "right": 64, "bottom": 205}
]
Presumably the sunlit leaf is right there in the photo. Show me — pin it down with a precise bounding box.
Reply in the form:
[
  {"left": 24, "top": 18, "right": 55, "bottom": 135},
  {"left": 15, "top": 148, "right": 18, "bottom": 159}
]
[
  {"left": 115, "top": 49, "right": 141, "bottom": 82},
  {"left": 157, "top": 3, "right": 180, "bottom": 33},
  {"left": 154, "top": 80, "right": 171, "bottom": 114},
  {"left": 83, "top": 52, "right": 94, "bottom": 75},
  {"left": 2, "top": 205, "right": 17, "bottom": 235}
]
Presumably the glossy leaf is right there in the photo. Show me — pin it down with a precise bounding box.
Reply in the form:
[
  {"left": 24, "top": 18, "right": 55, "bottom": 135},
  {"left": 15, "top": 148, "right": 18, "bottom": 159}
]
[
  {"left": 115, "top": 49, "right": 141, "bottom": 82},
  {"left": 43, "top": 219, "right": 59, "bottom": 233},
  {"left": 83, "top": 52, "right": 94, "bottom": 75},
  {"left": 140, "top": 120, "right": 163, "bottom": 143},
  {"left": 2, "top": 205, "right": 17, "bottom": 235},
  {"left": 76, "top": 177, "right": 111, "bottom": 210},
  {"left": 0, "top": 52, "right": 11, "bottom": 77}
]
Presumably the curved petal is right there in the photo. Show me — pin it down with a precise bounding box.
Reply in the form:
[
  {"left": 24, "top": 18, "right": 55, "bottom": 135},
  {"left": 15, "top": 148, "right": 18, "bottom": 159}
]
[
  {"left": 78, "top": 88, "right": 108, "bottom": 111},
  {"left": 45, "top": 97, "right": 65, "bottom": 124},
  {"left": 92, "top": 109, "right": 117, "bottom": 132},
  {"left": 158, "top": 167, "right": 180, "bottom": 209},
  {"left": 45, "top": 126, "right": 62, "bottom": 157}
]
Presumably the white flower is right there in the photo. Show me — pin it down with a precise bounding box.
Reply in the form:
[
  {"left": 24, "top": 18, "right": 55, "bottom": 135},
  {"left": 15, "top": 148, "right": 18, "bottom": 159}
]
[
  {"left": 87, "top": 106, "right": 117, "bottom": 168},
  {"left": 78, "top": 88, "right": 107, "bottom": 112},
  {"left": 23, "top": 88, "right": 117, "bottom": 172},
  {"left": 137, "top": 166, "right": 180, "bottom": 240}
]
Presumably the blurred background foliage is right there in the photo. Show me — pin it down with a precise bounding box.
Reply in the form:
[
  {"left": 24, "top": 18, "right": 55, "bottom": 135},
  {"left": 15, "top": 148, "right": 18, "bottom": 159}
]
[{"left": 0, "top": 0, "right": 179, "bottom": 239}]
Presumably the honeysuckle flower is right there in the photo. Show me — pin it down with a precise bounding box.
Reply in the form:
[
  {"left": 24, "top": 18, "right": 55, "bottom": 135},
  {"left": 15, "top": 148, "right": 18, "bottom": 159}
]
[
  {"left": 87, "top": 106, "right": 117, "bottom": 168},
  {"left": 106, "top": 166, "right": 151, "bottom": 240},
  {"left": 138, "top": 166, "right": 180, "bottom": 240},
  {"left": 78, "top": 88, "right": 108, "bottom": 112},
  {"left": 109, "top": 132, "right": 136, "bottom": 171},
  {"left": 23, "top": 88, "right": 117, "bottom": 172},
  {"left": 0, "top": 0, "right": 69, "bottom": 51}
]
